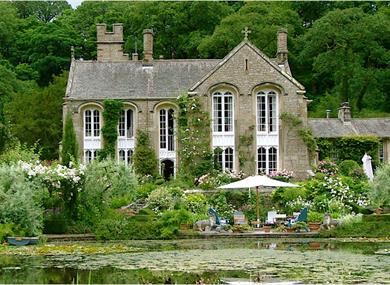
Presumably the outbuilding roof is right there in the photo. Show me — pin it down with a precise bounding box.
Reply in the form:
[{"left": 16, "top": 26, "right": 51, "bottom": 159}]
[
  {"left": 66, "top": 59, "right": 220, "bottom": 100},
  {"left": 308, "top": 118, "right": 390, "bottom": 138}
]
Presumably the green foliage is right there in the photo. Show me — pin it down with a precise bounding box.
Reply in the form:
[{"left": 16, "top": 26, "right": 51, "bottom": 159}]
[
  {"left": 146, "top": 186, "right": 184, "bottom": 213},
  {"left": 158, "top": 208, "right": 193, "bottom": 239},
  {"left": 338, "top": 160, "right": 361, "bottom": 176},
  {"left": 61, "top": 112, "right": 78, "bottom": 166},
  {"left": 177, "top": 94, "right": 213, "bottom": 182},
  {"left": 317, "top": 136, "right": 380, "bottom": 163},
  {"left": 43, "top": 212, "right": 68, "bottom": 234},
  {"left": 100, "top": 100, "right": 123, "bottom": 159},
  {"left": 0, "top": 164, "right": 44, "bottom": 236},
  {"left": 133, "top": 130, "right": 158, "bottom": 177},
  {"left": 281, "top": 112, "right": 317, "bottom": 157},
  {"left": 369, "top": 164, "right": 390, "bottom": 208},
  {"left": 6, "top": 72, "right": 68, "bottom": 160},
  {"left": 321, "top": 214, "right": 390, "bottom": 238},
  {"left": 79, "top": 158, "right": 138, "bottom": 226},
  {"left": 0, "top": 140, "right": 40, "bottom": 164},
  {"left": 308, "top": 211, "right": 323, "bottom": 222},
  {"left": 186, "top": 193, "right": 208, "bottom": 215},
  {"left": 0, "top": 223, "right": 16, "bottom": 242}
]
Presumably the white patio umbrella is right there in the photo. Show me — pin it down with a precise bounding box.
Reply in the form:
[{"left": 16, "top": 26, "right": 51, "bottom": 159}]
[{"left": 219, "top": 175, "right": 300, "bottom": 227}]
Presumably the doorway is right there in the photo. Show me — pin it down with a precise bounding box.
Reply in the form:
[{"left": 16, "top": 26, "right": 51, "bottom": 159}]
[{"left": 161, "top": 159, "right": 174, "bottom": 181}]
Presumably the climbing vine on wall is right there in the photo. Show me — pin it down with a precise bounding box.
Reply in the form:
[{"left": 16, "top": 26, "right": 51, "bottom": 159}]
[
  {"left": 317, "top": 136, "right": 380, "bottom": 164},
  {"left": 238, "top": 125, "right": 255, "bottom": 174},
  {"left": 177, "top": 94, "right": 213, "bottom": 180},
  {"left": 281, "top": 112, "right": 317, "bottom": 158},
  {"left": 100, "top": 99, "right": 123, "bottom": 159}
]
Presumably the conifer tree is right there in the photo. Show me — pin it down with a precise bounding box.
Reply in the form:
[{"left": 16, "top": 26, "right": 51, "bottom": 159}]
[
  {"left": 61, "top": 112, "right": 78, "bottom": 166},
  {"left": 133, "top": 130, "right": 158, "bottom": 177}
]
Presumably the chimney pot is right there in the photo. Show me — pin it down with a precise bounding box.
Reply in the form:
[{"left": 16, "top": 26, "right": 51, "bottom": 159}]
[
  {"left": 326, "top": 109, "right": 331, "bottom": 119},
  {"left": 132, "top": 53, "right": 139, "bottom": 61},
  {"left": 338, "top": 102, "right": 351, "bottom": 123},
  {"left": 143, "top": 28, "right": 154, "bottom": 63}
]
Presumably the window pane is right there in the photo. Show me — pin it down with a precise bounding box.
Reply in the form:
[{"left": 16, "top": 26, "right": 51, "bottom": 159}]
[
  {"left": 93, "top": 110, "right": 100, "bottom": 137},
  {"left": 268, "top": 93, "right": 276, "bottom": 132},
  {"left": 168, "top": 109, "right": 174, "bottom": 151},
  {"left": 85, "top": 110, "right": 91, "bottom": 137},
  {"left": 85, "top": 150, "right": 92, "bottom": 164},
  {"left": 119, "top": 110, "right": 125, "bottom": 137},
  {"left": 257, "top": 147, "right": 267, "bottom": 174},
  {"left": 213, "top": 148, "right": 223, "bottom": 171},
  {"left": 160, "top": 109, "right": 166, "bottom": 149},
  {"left": 127, "top": 109, "right": 133, "bottom": 138},
  {"left": 224, "top": 95, "right": 233, "bottom": 132},
  {"left": 269, "top": 147, "right": 277, "bottom": 172},
  {"left": 213, "top": 95, "right": 222, "bottom": 132},
  {"left": 257, "top": 95, "right": 266, "bottom": 132},
  {"left": 225, "top": 147, "right": 234, "bottom": 171}
]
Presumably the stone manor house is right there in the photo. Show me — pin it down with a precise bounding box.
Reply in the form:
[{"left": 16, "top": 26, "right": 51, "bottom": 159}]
[{"left": 64, "top": 24, "right": 390, "bottom": 180}]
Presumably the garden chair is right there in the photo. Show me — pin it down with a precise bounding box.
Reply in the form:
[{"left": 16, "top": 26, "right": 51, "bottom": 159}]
[
  {"left": 286, "top": 207, "right": 308, "bottom": 226},
  {"left": 266, "top": 211, "right": 277, "bottom": 225}
]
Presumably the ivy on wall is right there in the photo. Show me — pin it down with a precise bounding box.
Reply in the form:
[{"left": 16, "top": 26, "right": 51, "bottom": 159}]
[
  {"left": 317, "top": 136, "right": 380, "bottom": 164},
  {"left": 100, "top": 99, "right": 123, "bottom": 159},
  {"left": 238, "top": 125, "right": 255, "bottom": 174},
  {"left": 177, "top": 94, "right": 213, "bottom": 180},
  {"left": 281, "top": 112, "right": 317, "bottom": 158}
]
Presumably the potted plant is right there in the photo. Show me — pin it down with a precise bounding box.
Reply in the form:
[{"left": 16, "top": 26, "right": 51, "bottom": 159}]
[
  {"left": 308, "top": 211, "right": 323, "bottom": 232},
  {"left": 292, "top": 221, "right": 307, "bottom": 233}
]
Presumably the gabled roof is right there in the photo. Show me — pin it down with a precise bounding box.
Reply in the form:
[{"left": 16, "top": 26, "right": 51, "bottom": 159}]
[
  {"left": 66, "top": 59, "right": 220, "bottom": 100},
  {"left": 308, "top": 118, "right": 390, "bottom": 138},
  {"left": 189, "top": 40, "right": 305, "bottom": 92}
]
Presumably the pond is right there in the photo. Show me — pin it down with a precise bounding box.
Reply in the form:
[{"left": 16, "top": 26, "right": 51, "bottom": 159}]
[{"left": 0, "top": 238, "right": 389, "bottom": 284}]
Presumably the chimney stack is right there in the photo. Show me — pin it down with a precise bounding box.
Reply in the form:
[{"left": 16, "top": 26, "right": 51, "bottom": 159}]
[
  {"left": 338, "top": 102, "right": 351, "bottom": 123},
  {"left": 277, "top": 28, "right": 288, "bottom": 64},
  {"left": 96, "top": 23, "right": 128, "bottom": 62},
  {"left": 143, "top": 29, "right": 153, "bottom": 64}
]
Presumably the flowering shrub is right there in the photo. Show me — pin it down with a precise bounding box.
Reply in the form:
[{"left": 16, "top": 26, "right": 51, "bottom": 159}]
[
  {"left": 269, "top": 169, "right": 294, "bottom": 182},
  {"left": 285, "top": 196, "right": 312, "bottom": 213},
  {"left": 186, "top": 193, "right": 208, "bottom": 215},
  {"left": 316, "top": 160, "right": 338, "bottom": 176},
  {"left": 146, "top": 186, "right": 184, "bottom": 213},
  {"left": 196, "top": 170, "right": 245, "bottom": 190}
]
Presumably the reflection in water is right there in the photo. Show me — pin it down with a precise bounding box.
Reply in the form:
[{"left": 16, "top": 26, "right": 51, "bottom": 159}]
[{"left": 0, "top": 239, "right": 389, "bottom": 284}]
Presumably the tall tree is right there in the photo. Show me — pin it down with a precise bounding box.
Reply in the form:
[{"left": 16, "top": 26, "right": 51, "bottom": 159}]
[
  {"left": 12, "top": 1, "right": 71, "bottom": 22},
  {"left": 61, "top": 112, "right": 78, "bottom": 166}
]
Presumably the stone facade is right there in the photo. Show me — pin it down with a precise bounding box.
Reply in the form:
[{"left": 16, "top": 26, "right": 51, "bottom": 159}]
[{"left": 64, "top": 23, "right": 313, "bottom": 179}]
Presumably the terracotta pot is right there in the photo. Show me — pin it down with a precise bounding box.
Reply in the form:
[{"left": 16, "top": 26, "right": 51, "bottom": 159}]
[
  {"left": 286, "top": 227, "right": 295, "bottom": 233},
  {"left": 308, "top": 222, "right": 321, "bottom": 232},
  {"left": 309, "top": 242, "right": 321, "bottom": 249},
  {"left": 262, "top": 226, "right": 271, "bottom": 233},
  {"left": 375, "top": 208, "right": 383, "bottom": 215}
]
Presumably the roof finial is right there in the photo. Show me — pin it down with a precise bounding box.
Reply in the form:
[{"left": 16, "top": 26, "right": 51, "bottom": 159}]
[{"left": 242, "top": 27, "right": 251, "bottom": 41}]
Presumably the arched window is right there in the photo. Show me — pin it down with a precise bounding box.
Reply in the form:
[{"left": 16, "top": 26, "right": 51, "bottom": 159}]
[
  {"left": 118, "top": 149, "right": 133, "bottom": 166},
  {"left": 160, "top": 108, "right": 175, "bottom": 151},
  {"left": 213, "top": 147, "right": 234, "bottom": 172},
  {"left": 119, "top": 109, "right": 134, "bottom": 138},
  {"left": 213, "top": 91, "right": 233, "bottom": 133},
  {"left": 85, "top": 150, "right": 98, "bottom": 165},
  {"left": 84, "top": 109, "right": 100, "bottom": 137},
  {"left": 257, "top": 91, "right": 277, "bottom": 133},
  {"left": 257, "top": 147, "right": 278, "bottom": 174}
]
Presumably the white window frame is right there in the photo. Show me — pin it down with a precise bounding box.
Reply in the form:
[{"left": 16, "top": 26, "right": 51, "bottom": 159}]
[
  {"left": 159, "top": 108, "right": 175, "bottom": 151},
  {"left": 118, "top": 109, "right": 134, "bottom": 139},
  {"left": 84, "top": 149, "right": 98, "bottom": 165},
  {"left": 214, "top": 147, "right": 235, "bottom": 172},
  {"left": 256, "top": 91, "right": 278, "bottom": 134},
  {"left": 118, "top": 148, "right": 133, "bottom": 166},
  {"left": 84, "top": 109, "right": 101, "bottom": 138},
  {"left": 212, "top": 91, "right": 234, "bottom": 134},
  {"left": 257, "top": 146, "right": 278, "bottom": 175}
]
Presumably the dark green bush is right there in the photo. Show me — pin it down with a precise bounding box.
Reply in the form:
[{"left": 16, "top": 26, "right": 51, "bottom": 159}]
[{"left": 339, "top": 160, "right": 361, "bottom": 176}]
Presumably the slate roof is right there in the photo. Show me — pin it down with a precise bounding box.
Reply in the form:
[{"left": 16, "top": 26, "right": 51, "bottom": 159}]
[
  {"left": 66, "top": 59, "right": 220, "bottom": 100},
  {"left": 308, "top": 118, "right": 390, "bottom": 138}
]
